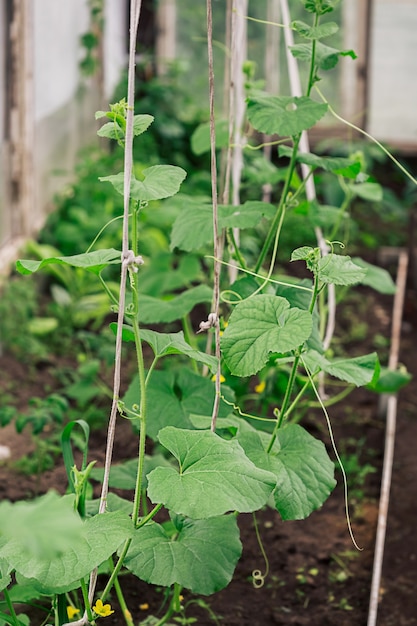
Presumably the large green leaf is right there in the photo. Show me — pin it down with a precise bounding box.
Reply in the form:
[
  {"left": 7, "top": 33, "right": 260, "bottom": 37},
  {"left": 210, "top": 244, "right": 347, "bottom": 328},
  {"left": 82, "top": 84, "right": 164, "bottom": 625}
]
[
  {"left": 303, "top": 350, "right": 380, "bottom": 386},
  {"left": 100, "top": 165, "right": 187, "bottom": 202},
  {"left": 138, "top": 284, "right": 213, "bottom": 324},
  {"left": 238, "top": 425, "right": 336, "bottom": 520},
  {"left": 247, "top": 95, "right": 328, "bottom": 136},
  {"left": 114, "top": 327, "right": 218, "bottom": 373},
  {"left": 171, "top": 200, "right": 276, "bottom": 252},
  {"left": 317, "top": 254, "right": 367, "bottom": 286},
  {"left": 123, "top": 369, "right": 234, "bottom": 441},
  {"left": 0, "top": 496, "right": 132, "bottom": 594},
  {"left": 124, "top": 514, "right": 242, "bottom": 594},
  {"left": 353, "top": 257, "right": 396, "bottom": 294},
  {"left": 221, "top": 295, "right": 313, "bottom": 376},
  {"left": 16, "top": 248, "right": 121, "bottom": 276},
  {"left": 147, "top": 427, "right": 277, "bottom": 518}
]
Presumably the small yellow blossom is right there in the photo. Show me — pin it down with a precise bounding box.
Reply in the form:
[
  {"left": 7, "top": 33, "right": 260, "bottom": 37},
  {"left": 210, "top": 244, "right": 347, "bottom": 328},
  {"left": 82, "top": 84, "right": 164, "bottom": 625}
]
[
  {"left": 139, "top": 603, "right": 149, "bottom": 611},
  {"left": 179, "top": 595, "right": 184, "bottom": 602},
  {"left": 211, "top": 374, "right": 226, "bottom": 383},
  {"left": 93, "top": 599, "right": 114, "bottom": 617},
  {"left": 254, "top": 380, "right": 266, "bottom": 394},
  {"left": 67, "top": 606, "right": 80, "bottom": 620}
]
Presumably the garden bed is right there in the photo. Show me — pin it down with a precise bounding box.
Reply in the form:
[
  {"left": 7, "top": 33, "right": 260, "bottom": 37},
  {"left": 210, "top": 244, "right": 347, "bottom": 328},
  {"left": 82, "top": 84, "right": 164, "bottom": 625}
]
[{"left": 1, "top": 286, "right": 416, "bottom": 626}]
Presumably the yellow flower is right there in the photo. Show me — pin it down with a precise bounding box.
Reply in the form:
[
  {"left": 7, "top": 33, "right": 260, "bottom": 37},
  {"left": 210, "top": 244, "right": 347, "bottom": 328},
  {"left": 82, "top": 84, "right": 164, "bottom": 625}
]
[
  {"left": 139, "top": 603, "right": 149, "bottom": 611},
  {"left": 211, "top": 374, "right": 226, "bottom": 383},
  {"left": 254, "top": 380, "right": 266, "bottom": 394},
  {"left": 66, "top": 606, "right": 80, "bottom": 620},
  {"left": 93, "top": 599, "right": 114, "bottom": 617}
]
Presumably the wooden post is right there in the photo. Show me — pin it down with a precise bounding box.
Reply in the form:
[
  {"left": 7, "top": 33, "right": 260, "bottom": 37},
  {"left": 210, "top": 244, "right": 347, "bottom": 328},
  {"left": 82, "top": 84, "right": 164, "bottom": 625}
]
[
  {"left": 156, "top": 0, "right": 176, "bottom": 76},
  {"left": 9, "top": 0, "right": 35, "bottom": 239}
]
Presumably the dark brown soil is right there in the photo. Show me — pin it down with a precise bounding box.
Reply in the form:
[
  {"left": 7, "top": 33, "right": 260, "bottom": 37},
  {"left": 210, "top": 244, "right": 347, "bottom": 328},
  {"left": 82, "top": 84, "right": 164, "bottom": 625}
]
[{"left": 1, "top": 287, "right": 417, "bottom": 626}]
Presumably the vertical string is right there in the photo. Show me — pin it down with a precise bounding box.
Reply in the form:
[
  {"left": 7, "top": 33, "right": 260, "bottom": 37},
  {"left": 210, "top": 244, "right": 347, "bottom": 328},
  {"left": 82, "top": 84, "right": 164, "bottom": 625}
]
[{"left": 206, "top": 0, "right": 222, "bottom": 431}]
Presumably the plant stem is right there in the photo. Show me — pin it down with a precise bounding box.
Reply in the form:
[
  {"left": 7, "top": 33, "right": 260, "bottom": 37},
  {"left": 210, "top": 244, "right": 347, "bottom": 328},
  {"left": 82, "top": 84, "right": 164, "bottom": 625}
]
[
  {"left": 80, "top": 578, "right": 95, "bottom": 624},
  {"left": 254, "top": 133, "right": 301, "bottom": 273},
  {"left": 267, "top": 275, "right": 320, "bottom": 451},
  {"left": 3, "top": 589, "right": 20, "bottom": 626},
  {"left": 131, "top": 316, "right": 147, "bottom": 524},
  {"left": 110, "top": 559, "right": 134, "bottom": 626}
]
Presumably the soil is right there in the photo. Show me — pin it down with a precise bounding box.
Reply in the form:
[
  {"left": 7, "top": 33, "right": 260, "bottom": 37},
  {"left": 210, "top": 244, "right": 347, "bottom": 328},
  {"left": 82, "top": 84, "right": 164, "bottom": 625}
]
[{"left": 1, "top": 285, "right": 417, "bottom": 626}]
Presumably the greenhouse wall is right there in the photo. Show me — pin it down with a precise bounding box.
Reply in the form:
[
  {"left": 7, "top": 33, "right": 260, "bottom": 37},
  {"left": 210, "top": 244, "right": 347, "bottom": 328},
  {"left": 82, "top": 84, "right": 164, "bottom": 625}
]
[{"left": 0, "top": 0, "right": 127, "bottom": 274}]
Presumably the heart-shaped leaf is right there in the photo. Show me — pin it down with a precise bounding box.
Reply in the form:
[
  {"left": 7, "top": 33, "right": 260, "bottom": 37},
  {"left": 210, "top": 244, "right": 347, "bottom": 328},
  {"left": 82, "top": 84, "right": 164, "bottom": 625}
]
[
  {"left": 318, "top": 255, "right": 367, "bottom": 286},
  {"left": 147, "top": 427, "right": 277, "bottom": 518},
  {"left": 124, "top": 514, "right": 242, "bottom": 594},
  {"left": 247, "top": 95, "right": 328, "bottom": 136},
  {"left": 100, "top": 165, "right": 187, "bottom": 202},
  {"left": 221, "top": 295, "right": 313, "bottom": 376},
  {"left": 238, "top": 425, "right": 336, "bottom": 520}
]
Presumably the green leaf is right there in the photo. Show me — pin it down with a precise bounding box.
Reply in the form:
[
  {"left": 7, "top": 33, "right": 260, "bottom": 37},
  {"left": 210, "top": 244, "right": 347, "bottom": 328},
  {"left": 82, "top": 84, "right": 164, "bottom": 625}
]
[
  {"left": 190, "top": 119, "right": 230, "bottom": 155},
  {"left": 0, "top": 505, "right": 132, "bottom": 594},
  {"left": 303, "top": 350, "right": 380, "bottom": 386},
  {"left": 138, "top": 284, "right": 213, "bottom": 324},
  {"left": 147, "top": 427, "right": 277, "bottom": 518},
  {"left": 247, "top": 95, "right": 328, "bottom": 136},
  {"left": 275, "top": 280, "right": 323, "bottom": 353},
  {"left": 279, "top": 145, "right": 361, "bottom": 177},
  {"left": 0, "top": 492, "right": 83, "bottom": 560},
  {"left": 124, "top": 514, "right": 242, "bottom": 595},
  {"left": 115, "top": 327, "right": 218, "bottom": 374},
  {"left": 219, "top": 201, "right": 276, "bottom": 229},
  {"left": 16, "top": 248, "right": 121, "bottom": 276},
  {"left": 290, "top": 41, "right": 356, "bottom": 70},
  {"left": 0, "top": 559, "right": 11, "bottom": 592},
  {"left": 303, "top": 0, "right": 340, "bottom": 15},
  {"left": 368, "top": 367, "right": 412, "bottom": 394},
  {"left": 100, "top": 165, "right": 187, "bottom": 202},
  {"left": 317, "top": 254, "right": 367, "bottom": 286},
  {"left": 170, "top": 202, "right": 213, "bottom": 251},
  {"left": 139, "top": 253, "right": 203, "bottom": 296},
  {"left": 348, "top": 181, "right": 383, "bottom": 202},
  {"left": 221, "top": 295, "right": 313, "bottom": 376},
  {"left": 292, "top": 20, "right": 339, "bottom": 39},
  {"left": 91, "top": 455, "right": 173, "bottom": 491},
  {"left": 171, "top": 200, "right": 275, "bottom": 252},
  {"left": 353, "top": 257, "right": 396, "bottom": 294},
  {"left": 123, "top": 369, "right": 234, "bottom": 441},
  {"left": 238, "top": 425, "right": 336, "bottom": 520},
  {"left": 97, "top": 114, "right": 154, "bottom": 141}
]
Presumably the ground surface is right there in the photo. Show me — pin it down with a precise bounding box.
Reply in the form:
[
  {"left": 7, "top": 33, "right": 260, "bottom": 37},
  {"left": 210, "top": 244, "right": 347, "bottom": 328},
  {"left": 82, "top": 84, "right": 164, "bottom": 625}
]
[{"left": 0, "top": 287, "right": 416, "bottom": 626}]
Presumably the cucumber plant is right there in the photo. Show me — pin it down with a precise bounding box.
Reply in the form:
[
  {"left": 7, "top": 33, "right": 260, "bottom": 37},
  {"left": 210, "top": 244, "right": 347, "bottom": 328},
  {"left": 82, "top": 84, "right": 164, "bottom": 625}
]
[{"left": 0, "top": 2, "right": 407, "bottom": 625}]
